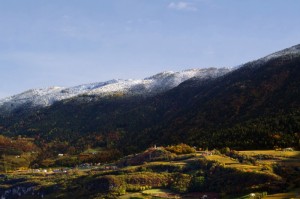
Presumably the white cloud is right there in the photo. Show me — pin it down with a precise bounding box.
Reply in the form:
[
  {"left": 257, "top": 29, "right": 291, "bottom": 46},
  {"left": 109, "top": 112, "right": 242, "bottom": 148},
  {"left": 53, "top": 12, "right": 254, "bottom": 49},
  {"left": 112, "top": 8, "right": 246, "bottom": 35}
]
[{"left": 168, "top": 2, "right": 198, "bottom": 11}]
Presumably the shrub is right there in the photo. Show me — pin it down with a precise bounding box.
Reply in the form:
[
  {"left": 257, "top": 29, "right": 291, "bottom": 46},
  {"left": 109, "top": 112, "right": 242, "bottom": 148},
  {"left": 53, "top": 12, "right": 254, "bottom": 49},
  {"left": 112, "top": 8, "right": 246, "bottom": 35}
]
[
  {"left": 126, "top": 184, "right": 152, "bottom": 192},
  {"left": 87, "top": 175, "right": 126, "bottom": 195},
  {"left": 190, "top": 176, "right": 205, "bottom": 191},
  {"left": 220, "top": 147, "right": 231, "bottom": 155},
  {"left": 125, "top": 172, "right": 170, "bottom": 190},
  {"left": 165, "top": 144, "right": 196, "bottom": 155},
  {"left": 170, "top": 173, "right": 192, "bottom": 193}
]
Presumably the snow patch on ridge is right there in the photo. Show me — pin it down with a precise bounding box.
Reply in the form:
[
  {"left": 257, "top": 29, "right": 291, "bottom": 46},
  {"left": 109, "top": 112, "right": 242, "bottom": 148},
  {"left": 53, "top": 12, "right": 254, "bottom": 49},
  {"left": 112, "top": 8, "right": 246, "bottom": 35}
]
[
  {"left": 1, "top": 44, "right": 300, "bottom": 113},
  {"left": 261, "top": 44, "right": 300, "bottom": 62},
  {"left": 0, "top": 68, "right": 231, "bottom": 112},
  {"left": 245, "top": 44, "right": 300, "bottom": 68}
]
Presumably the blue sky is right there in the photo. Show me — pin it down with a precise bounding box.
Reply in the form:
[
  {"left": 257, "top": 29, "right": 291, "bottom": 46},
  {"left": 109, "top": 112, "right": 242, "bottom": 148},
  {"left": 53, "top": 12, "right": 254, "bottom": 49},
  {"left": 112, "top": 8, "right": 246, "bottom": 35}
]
[{"left": 0, "top": 0, "right": 300, "bottom": 98}]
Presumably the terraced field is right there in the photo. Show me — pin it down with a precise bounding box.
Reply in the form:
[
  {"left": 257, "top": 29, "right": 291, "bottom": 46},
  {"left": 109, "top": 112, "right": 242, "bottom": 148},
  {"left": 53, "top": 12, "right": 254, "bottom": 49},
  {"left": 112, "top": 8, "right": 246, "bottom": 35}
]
[{"left": 1, "top": 149, "right": 299, "bottom": 198}]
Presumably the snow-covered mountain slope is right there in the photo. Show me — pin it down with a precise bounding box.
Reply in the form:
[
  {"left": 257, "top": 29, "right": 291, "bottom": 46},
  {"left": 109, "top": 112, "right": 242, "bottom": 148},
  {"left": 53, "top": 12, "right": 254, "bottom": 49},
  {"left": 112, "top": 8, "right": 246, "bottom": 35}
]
[
  {"left": 0, "top": 68, "right": 231, "bottom": 112},
  {"left": 2, "top": 44, "right": 299, "bottom": 114},
  {"left": 262, "top": 44, "right": 300, "bottom": 61},
  {"left": 243, "top": 44, "right": 300, "bottom": 68}
]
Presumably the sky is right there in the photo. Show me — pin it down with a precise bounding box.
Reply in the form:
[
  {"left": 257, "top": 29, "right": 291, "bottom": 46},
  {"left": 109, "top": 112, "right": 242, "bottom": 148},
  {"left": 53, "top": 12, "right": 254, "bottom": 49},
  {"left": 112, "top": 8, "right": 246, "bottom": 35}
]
[{"left": 0, "top": 0, "right": 300, "bottom": 98}]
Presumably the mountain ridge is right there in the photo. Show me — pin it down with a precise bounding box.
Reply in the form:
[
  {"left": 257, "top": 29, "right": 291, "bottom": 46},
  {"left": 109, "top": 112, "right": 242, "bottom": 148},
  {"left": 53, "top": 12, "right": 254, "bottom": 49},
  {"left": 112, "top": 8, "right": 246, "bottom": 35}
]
[
  {"left": 1, "top": 44, "right": 300, "bottom": 114},
  {"left": 0, "top": 68, "right": 231, "bottom": 113},
  {"left": 0, "top": 44, "right": 300, "bottom": 154}
]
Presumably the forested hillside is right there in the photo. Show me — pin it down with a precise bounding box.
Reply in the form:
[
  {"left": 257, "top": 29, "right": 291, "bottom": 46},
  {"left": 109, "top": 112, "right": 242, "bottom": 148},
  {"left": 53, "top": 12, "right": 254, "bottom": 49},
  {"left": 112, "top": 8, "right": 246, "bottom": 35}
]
[{"left": 0, "top": 46, "right": 300, "bottom": 156}]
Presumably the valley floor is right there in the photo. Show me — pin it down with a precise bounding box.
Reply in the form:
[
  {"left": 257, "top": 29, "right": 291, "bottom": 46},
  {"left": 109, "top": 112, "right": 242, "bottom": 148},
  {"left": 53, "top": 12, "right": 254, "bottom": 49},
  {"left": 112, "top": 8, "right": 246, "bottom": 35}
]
[{"left": 0, "top": 149, "right": 300, "bottom": 198}]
